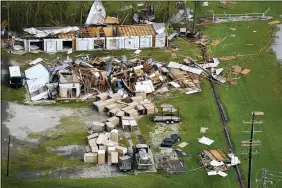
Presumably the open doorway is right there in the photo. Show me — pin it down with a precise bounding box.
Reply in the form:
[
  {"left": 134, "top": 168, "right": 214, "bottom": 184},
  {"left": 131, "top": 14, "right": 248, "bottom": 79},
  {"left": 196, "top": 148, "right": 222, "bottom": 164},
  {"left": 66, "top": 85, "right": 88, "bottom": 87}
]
[
  {"left": 94, "top": 39, "right": 105, "bottom": 50},
  {"left": 62, "top": 40, "right": 73, "bottom": 51},
  {"left": 29, "top": 40, "right": 44, "bottom": 52}
]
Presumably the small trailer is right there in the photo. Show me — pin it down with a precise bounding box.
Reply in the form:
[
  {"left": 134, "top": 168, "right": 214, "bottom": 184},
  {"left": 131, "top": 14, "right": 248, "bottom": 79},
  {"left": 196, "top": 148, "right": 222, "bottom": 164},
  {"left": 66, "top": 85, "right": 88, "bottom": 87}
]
[
  {"left": 8, "top": 66, "right": 23, "bottom": 88},
  {"left": 151, "top": 115, "right": 182, "bottom": 124}
]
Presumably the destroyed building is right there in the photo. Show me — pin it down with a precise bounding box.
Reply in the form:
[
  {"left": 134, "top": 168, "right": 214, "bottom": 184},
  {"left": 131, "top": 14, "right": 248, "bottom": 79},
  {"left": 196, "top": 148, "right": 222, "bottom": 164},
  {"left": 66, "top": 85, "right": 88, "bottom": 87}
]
[
  {"left": 11, "top": 0, "right": 168, "bottom": 54},
  {"left": 12, "top": 23, "right": 167, "bottom": 54}
]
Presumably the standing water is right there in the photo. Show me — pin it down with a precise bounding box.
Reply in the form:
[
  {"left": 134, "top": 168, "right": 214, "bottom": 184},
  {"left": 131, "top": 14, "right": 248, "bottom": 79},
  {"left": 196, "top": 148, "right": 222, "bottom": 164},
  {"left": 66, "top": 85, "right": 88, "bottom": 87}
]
[{"left": 272, "top": 24, "right": 282, "bottom": 64}]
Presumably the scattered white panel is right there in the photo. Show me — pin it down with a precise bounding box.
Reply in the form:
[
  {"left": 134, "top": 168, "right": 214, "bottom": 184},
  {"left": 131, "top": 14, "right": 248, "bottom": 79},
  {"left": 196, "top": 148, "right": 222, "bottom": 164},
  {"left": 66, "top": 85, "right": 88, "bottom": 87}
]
[
  {"left": 212, "top": 74, "right": 226, "bottom": 83},
  {"left": 181, "top": 65, "right": 203, "bottom": 75},
  {"left": 167, "top": 62, "right": 182, "bottom": 69},
  {"left": 215, "top": 68, "right": 224, "bottom": 75},
  {"left": 9, "top": 66, "right": 21, "bottom": 77},
  {"left": 134, "top": 49, "right": 142, "bottom": 54},
  {"left": 217, "top": 171, "right": 228, "bottom": 177},
  {"left": 210, "top": 160, "right": 224, "bottom": 167},
  {"left": 208, "top": 171, "right": 217, "bottom": 176},
  {"left": 169, "top": 81, "right": 181, "bottom": 88},
  {"left": 228, "top": 153, "right": 241, "bottom": 166},
  {"left": 178, "top": 142, "right": 188, "bottom": 148},
  {"left": 185, "top": 89, "right": 201, "bottom": 95},
  {"left": 198, "top": 136, "right": 214, "bottom": 145}
]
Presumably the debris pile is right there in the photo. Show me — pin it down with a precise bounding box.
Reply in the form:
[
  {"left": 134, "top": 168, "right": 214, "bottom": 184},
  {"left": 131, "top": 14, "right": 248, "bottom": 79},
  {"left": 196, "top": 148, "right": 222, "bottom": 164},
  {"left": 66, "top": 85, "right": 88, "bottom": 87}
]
[
  {"left": 154, "top": 148, "right": 187, "bottom": 176},
  {"left": 23, "top": 54, "right": 224, "bottom": 102},
  {"left": 199, "top": 149, "right": 240, "bottom": 177}
]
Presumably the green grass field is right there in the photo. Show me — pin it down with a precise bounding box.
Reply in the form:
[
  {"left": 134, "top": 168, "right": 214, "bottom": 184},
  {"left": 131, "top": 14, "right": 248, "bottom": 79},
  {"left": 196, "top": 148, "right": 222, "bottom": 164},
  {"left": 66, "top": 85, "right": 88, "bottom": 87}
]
[{"left": 2, "top": 1, "right": 282, "bottom": 188}]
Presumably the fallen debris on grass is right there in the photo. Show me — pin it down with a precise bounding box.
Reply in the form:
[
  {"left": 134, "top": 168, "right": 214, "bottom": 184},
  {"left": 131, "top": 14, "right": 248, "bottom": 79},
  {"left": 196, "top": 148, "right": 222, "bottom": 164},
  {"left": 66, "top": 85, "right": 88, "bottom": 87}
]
[
  {"left": 178, "top": 142, "right": 188, "bottom": 148},
  {"left": 198, "top": 136, "right": 214, "bottom": 145},
  {"left": 200, "top": 127, "right": 209, "bottom": 133},
  {"left": 268, "top": 20, "right": 281, "bottom": 25}
]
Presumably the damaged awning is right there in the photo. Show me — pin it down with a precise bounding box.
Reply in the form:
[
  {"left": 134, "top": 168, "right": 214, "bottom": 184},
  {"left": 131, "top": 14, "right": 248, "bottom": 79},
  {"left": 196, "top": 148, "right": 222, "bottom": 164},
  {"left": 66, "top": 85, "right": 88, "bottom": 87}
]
[{"left": 23, "top": 26, "right": 80, "bottom": 38}]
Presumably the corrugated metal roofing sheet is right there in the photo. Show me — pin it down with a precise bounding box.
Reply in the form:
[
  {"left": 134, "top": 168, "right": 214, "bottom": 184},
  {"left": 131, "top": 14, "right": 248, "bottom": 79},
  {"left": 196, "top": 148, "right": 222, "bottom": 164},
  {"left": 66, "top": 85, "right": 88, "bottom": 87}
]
[{"left": 118, "top": 25, "right": 156, "bottom": 36}]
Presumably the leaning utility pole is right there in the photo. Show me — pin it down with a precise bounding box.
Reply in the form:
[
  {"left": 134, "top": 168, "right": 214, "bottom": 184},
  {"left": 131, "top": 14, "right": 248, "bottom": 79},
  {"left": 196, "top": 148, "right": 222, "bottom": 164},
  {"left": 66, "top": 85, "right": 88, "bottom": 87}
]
[{"left": 241, "top": 111, "right": 264, "bottom": 188}]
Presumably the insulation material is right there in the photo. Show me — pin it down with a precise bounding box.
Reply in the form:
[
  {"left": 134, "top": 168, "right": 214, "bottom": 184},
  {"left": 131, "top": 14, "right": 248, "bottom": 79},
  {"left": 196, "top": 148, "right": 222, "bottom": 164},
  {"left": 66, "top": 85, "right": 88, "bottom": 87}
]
[
  {"left": 198, "top": 136, "right": 214, "bottom": 145},
  {"left": 85, "top": 0, "right": 106, "bottom": 25}
]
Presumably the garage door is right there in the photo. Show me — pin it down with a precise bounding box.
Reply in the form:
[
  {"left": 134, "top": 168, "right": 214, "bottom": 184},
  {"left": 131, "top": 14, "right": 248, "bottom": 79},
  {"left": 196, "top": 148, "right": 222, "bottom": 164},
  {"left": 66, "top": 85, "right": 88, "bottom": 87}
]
[
  {"left": 46, "top": 41, "right": 57, "bottom": 52},
  {"left": 124, "top": 38, "right": 136, "bottom": 49},
  {"left": 140, "top": 36, "right": 152, "bottom": 48},
  {"left": 155, "top": 37, "right": 166, "bottom": 48},
  {"left": 76, "top": 40, "right": 89, "bottom": 51}
]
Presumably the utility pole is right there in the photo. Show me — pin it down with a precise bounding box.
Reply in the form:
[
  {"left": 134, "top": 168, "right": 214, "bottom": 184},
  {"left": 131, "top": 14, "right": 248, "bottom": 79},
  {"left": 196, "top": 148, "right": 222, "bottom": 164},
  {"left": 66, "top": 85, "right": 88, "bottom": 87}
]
[
  {"left": 192, "top": 1, "right": 197, "bottom": 34},
  {"left": 7, "top": 135, "right": 11, "bottom": 176},
  {"left": 241, "top": 111, "right": 264, "bottom": 188}
]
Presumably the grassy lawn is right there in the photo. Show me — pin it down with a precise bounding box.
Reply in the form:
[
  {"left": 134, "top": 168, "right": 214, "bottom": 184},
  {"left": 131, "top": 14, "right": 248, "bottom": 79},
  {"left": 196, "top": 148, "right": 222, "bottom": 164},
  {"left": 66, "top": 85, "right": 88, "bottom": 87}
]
[
  {"left": 130, "top": 131, "right": 139, "bottom": 145},
  {"left": 1, "top": 1, "right": 282, "bottom": 188},
  {"left": 201, "top": 16, "right": 282, "bottom": 185}
]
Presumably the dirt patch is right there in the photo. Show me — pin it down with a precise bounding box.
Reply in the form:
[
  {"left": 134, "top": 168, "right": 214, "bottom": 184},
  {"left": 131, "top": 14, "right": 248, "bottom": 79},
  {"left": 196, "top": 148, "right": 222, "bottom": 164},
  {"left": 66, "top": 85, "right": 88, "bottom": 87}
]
[
  {"left": 2, "top": 102, "right": 107, "bottom": 142},
  {"left": 150, "top": 123, "right": 179, "bottom": 148},
  {"left": 48, "top": 165, "right": 127, "bottom": 179}
]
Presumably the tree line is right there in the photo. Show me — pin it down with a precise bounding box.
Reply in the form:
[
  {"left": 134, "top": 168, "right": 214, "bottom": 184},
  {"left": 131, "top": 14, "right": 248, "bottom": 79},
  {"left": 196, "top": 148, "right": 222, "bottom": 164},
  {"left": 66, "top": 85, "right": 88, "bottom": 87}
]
[{"left": 1, "top": 1, "right": 179, "bottom": 32}]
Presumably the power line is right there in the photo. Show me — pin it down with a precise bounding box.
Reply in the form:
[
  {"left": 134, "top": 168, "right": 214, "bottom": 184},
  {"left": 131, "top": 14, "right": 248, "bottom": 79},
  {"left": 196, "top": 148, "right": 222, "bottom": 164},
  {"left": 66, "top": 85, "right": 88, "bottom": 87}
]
[{"left": 241, "top": 111, "right": 264, "bottom": 188}]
